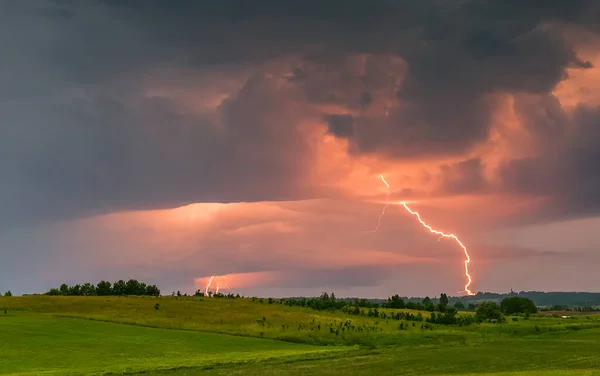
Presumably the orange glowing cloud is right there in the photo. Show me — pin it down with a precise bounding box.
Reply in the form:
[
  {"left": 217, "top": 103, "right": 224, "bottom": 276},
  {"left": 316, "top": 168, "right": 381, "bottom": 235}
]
[{"left": 195, "top": 272, "right": 283, "bottom": 290}]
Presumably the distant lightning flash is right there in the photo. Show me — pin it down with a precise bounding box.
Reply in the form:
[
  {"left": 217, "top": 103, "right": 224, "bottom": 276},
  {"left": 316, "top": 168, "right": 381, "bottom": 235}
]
[
  {"left": 204, "top": 276, "right": 233, "bottom": 296},
  {"left": 373, "top": 174, "right": 391, "bottom": 232},
  {"left": 373, "top": 204, "right": 389, "bottom": 232},
  {"left": 378, "top": 175, "right": 474, "bottom": 296},
  {"left": 204, "top": 276, "right": 215, "bottom": 295}
]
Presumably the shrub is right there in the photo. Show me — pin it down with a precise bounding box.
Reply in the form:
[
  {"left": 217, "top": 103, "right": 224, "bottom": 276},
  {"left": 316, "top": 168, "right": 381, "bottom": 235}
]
[{"left": 475, "top": 301, "right": 505, "bottom": 322}]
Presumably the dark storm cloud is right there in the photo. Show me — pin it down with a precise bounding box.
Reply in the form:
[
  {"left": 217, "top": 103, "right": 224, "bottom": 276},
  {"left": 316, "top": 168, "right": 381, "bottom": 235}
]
[
  {"left": 325, "top": 114, "right": 355, "bottom": 138},
  {"left": 1, "top": 76, "right": 316, "bottom": 226},
  {"left": 498, "top": 104, "right": 600, "bottom": 223},
  {"left": 359, "top": 92, "right": 373, "bottom": 108},
  {"left": 1, "top": 0, "right": 600, "bottom": 226},
  {"left": 313, "top": 1, "right": 595, "bottom": 158},
  {"left": 436, "top": 158, "right": 487, "bottom": 195}
]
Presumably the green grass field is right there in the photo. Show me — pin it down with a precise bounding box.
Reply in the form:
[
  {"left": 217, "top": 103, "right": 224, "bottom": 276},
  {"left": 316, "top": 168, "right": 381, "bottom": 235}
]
[{"left": 1, "top": 296, "right": 599, "bottom": 375}]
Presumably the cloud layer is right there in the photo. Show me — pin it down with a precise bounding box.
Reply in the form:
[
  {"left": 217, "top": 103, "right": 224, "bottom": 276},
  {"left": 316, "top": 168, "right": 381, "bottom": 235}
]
[{"left": 1, "top": 1, "right": 600, "bottom": 295}]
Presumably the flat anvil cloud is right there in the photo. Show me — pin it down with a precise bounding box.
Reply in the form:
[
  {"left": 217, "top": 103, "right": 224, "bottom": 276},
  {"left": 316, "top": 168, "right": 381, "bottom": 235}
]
[{"left": 1, "top": 1, "right": 600, "bottom": 296}]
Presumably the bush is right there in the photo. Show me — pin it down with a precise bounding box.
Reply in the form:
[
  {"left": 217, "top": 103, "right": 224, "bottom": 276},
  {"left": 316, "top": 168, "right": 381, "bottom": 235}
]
[
  {"left": 500, "top": 296, "right": 538, "bottom": 315},
  {"left": 475, "top": 301, "right": 505, "bottom": 322}
]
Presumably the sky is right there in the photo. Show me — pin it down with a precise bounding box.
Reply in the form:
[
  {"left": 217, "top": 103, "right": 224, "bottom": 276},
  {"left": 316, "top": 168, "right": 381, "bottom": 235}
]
[{"left": 1, "top": 0, "right": 600, "bottom": 297}]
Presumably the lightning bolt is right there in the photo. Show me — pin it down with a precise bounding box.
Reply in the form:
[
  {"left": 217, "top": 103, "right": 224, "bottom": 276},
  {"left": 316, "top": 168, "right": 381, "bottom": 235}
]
[
  {"left": 374, "top": 204, "right": 389, "bottom": 232},
  {"left": 373, "top": 174, "right": 391, "bottom": 232},
  {"left": 379, "top": 174, "right": 390, "bottom": 188},
  {"left": 215, "top": 283, "right": 220, "bottom": 294},
  {"left": 379, "top": 175, "right": 474, "bottom": 296},
  {"left": 204, "top": 276, "right": 215, "bottom": 295}
]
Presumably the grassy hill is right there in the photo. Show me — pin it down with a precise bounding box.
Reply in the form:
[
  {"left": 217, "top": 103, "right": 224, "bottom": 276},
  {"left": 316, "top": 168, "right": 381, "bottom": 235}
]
[
  {"left": 1, "top": 296, "right": 600, "bottom": 375},
  {"left": 1, "top": 315, "right": 348, "bottom": 375}
]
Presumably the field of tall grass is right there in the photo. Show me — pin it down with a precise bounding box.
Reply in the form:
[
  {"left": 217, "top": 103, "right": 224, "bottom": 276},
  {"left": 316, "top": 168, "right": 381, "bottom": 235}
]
[{"left": 1, "top": 296, "right": 600, "bottom": 375}]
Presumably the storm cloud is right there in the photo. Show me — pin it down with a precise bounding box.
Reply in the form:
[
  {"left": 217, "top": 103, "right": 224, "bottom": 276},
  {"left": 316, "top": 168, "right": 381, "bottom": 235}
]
[
  {"left": 2, "top": 1, "right": 600, "bottom": 297},
  {"left": 2, "top": 0, "right": 599, "bottom": 226}
]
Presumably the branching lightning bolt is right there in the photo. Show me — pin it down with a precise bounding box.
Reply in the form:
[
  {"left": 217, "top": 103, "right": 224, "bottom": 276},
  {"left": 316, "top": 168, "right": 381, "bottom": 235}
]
[{"left": 378, "top": 175, "right": 475, "bottom": 296}]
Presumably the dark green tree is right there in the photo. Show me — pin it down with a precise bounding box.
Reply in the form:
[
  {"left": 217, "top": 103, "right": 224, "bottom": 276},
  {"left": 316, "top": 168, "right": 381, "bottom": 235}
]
[
  {"left": 145, "top": 285, "right": 161, "bottom": 297},
  {"left": 96, "top": 281, "right": 112, "bottom": 296},
  {"left": 500, "top": 296, "right": 538, "bottom": 315},
  {"left": 69, "top": 284, "right": 82, "bottom": 296},
  {"left": 453, "top": 301, "right": 465, "bottom": 310},
  {"left": 112, "top": 280, "right": 126, "bottom": 296},
  {"left": 125, "top": 279, "right": 142, "bottom": 295},
  {"left": 59, "top": 283, "right": 70, "bottom": 296},
  {"left": 81, "top": 283, "right": 96, "bottom": 296},
  {"left": 439, "top": 293, "right": 449, "bottom": 306},
  {"left": 475, "top": 301, "right": 504, "bottom": 322},
  {"left": 4, "top": 290, "right": 13, "bottom": 297},
  {"left": 385, "top": 294, "right": 406, "bottom": 309}
]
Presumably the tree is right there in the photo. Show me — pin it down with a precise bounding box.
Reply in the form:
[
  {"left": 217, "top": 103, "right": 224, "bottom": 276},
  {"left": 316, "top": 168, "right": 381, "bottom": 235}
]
[
  {"left": 138, "top": 282, "right": 147, "bottom": 295},
  {"left": 500, "top": 296, "right": 537, "bottom": 315},
  {"left": 444, "top": 306, "right": 457, "bottom": 316},
  {"left": 46, "top": 288, "right": 60, "bottom": 296},
  {"left": 4, "top": 290, "right": 12, "bottom": 297},
  {"left": 96, "top": 281, "right": 113, "bottom": 296},
  {"left": 59, "top": 283, "right": 70, "bottom": 296},
  {"left": 385, "top": 294, "right": 406, "bottom": 309},
  {"left": 475, "top": 301, "right": 504, "bottom": 322},
  {"left": 439, "top": 293, "right": 449, "bottom": 306},
  {"left": 453, "top": 301, "right": 465, "bottom": 310},
  {"left": 81, "top": 283, "right": 96, "bottom": 296},
  {"left": 69, "top": 284, "right": 82, "bottom": 296},
  {"left": 145, "top": 285, "right": 161, "bottom": 297},
  {"left": 422, "top": 296, "right": 432, "bottom": 305},
  {"left": 112, "top": 280, "right": 126, "bottom": 296},
  {"left": 125, "top": 279, "right": 142, "bottom": 295}
]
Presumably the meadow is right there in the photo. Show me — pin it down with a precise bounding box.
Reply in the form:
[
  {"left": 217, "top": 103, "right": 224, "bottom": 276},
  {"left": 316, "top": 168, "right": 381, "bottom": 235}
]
[{"left": 1, "top": 296, "right": 600, "bottom": 375}]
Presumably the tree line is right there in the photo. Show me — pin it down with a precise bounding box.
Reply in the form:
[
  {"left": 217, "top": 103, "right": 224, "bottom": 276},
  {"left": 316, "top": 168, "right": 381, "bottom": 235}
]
[
  {"left": 540, "top": 305, "right": 600, "bottom": 312},
  {"left": 44, "top": 279, "right": 160, "bottom": 297},
  {"left": 273, "top": 292, "right": 538, "bottom": 326},
  {"left": 448, "top": 290, "right": 600, "bottom": 308}
]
